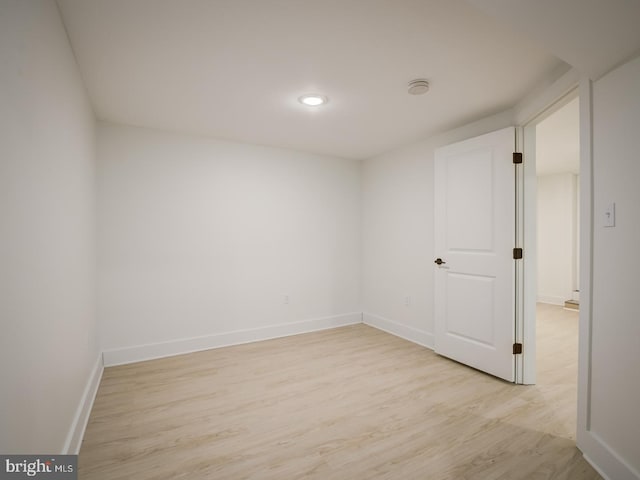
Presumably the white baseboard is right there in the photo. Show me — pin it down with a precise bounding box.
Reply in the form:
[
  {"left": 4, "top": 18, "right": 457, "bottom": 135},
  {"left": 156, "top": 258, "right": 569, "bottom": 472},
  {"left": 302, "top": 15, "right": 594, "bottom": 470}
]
[
  {"left": 537, "top": 295, "right": 565, "bottom": 306},
  {"left": 363, "top": 312, "right": 434, "bottom": 349},
  {"left": 63, "top": 354, "right": 103, "bottom": 454},
  {"left": 580, "top": 431, "right": 640, "bottom": 480},
  {"left": 102, "top": 312, "right": 362, "bottom": 367}
]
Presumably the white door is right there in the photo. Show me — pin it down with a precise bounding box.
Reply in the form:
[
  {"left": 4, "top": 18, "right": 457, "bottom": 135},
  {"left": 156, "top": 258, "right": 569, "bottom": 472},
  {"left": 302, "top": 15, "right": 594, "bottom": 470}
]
[{"left": 434, "top": 127, "right": 516, "bottom": 382}]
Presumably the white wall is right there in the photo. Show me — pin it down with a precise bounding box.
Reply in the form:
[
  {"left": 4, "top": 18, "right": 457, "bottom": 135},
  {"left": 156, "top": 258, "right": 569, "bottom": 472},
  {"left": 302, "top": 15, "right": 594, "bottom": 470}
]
[
  {"left": 581, "top": 54, "right": 640, "bottom": 478},
  {"left": 0, "top": 0, "right": 99, "bottom": 453},
  {"left": 361, "top": 110, "right": 514, "bottom": 346},
  {"left": 98, "top": 124, "right": 361, "bottom": 363},
  {"left": 536, "top": 173, "right": 578, "bottom": 305}
]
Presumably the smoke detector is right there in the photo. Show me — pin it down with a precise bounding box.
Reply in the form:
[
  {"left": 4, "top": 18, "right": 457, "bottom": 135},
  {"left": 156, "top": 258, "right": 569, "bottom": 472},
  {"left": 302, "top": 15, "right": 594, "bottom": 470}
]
[{"left": 408, "top": 79, "right": 430, "bottom": 95}]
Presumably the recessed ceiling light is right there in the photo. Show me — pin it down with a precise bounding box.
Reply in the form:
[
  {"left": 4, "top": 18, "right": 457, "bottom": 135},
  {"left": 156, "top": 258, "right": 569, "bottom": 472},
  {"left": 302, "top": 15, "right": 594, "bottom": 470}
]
[
  {"left": 408, "top": 79, "right": 430, "bottom": 95},
  {"left": 299, "top": 94, "right": 328, "bottom": 106}
]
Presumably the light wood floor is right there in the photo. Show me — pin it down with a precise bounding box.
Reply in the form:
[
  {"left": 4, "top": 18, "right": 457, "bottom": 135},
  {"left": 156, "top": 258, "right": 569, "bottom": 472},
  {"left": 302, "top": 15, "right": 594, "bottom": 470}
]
[{"left": 80, "top": 304, "right": 600, "bottom": 479}]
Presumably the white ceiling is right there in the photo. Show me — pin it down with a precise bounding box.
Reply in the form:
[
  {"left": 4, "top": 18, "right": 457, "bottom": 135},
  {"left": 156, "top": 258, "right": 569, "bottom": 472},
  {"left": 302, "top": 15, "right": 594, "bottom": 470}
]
[
  {"left": 466, "top": 0, "right": 640, "bottom": 81},
  {"left": 57, "top": 1, "right": 640, "bottom": 160},
  {"left": 536, "top": 97, "right": 580, "bottom": 176},
  {"left": 57, "top": 0, "right": 564, "bottom": 159}
]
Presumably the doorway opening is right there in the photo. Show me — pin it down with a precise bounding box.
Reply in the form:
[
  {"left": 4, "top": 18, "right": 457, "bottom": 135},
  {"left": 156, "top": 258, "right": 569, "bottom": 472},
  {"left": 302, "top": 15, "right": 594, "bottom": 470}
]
[
  {"left": 517, "top": 87, "right": 582, "bottom": 441},
  {"left": 534, "top": 96, "right": 581, "bottom": 385}
]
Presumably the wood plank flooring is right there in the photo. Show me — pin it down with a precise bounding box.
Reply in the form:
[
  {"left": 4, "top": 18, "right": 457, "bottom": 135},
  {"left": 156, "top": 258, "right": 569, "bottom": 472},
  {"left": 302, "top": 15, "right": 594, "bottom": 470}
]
[{"left": 79, "top": 305, "right": 600, "bottom": 479}]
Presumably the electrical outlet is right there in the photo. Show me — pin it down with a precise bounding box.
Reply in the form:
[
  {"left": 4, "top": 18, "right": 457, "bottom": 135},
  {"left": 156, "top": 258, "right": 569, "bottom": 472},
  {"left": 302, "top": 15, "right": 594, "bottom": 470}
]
[
  {"left": 404, "top": 296, "right": 411, "bottom": 307},
  {"left": 284, "top": 295, "right": 290, "bottom": 305}
]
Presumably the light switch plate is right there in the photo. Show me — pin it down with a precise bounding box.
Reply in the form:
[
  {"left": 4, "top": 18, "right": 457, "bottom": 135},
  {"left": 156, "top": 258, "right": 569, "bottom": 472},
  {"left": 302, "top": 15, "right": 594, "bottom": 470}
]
[{"left": 604, "top": 203, "right": 615, "bottom": 227}]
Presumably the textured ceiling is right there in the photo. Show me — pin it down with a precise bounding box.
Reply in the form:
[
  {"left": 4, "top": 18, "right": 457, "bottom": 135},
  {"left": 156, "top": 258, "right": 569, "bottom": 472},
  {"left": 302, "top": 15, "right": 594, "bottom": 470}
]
[{"left": 57, "top": 0, "right": 565, "bottom": 159}]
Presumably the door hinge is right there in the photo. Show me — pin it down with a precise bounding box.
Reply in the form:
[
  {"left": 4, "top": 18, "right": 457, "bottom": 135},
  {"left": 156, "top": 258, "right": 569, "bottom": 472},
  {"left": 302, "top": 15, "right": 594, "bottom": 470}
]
[
  {"left": 513, "top": 152, "right": 523, "bottom": 164},
  {"left": 513, "top": 247, "right": 523, "bottom": 259},
  {"left": 513, "top": 343, "right": 523, "bottom": 354}
]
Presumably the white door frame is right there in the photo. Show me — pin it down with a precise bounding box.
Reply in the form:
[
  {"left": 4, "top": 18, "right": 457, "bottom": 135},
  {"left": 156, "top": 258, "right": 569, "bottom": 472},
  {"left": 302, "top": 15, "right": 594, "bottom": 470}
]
[
  {"left": 514, "top": 70, "right": 591, "bottom": 385},
  {"left": 514, "top": 68, "right": 585, "bottom": 386},
  {"left": 518, "top": 89, "right": 578, "bottom": 384}
]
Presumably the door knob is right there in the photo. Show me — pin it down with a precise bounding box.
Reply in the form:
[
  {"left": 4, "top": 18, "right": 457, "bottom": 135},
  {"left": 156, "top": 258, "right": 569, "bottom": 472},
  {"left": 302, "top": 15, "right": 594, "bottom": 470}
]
[{"left": 434, "top": 258, "right": 446, "bottom": 265}]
